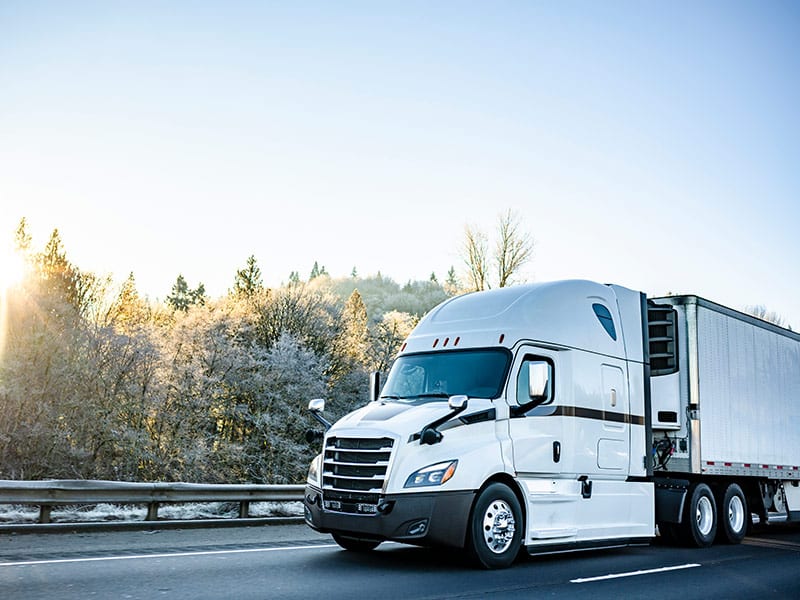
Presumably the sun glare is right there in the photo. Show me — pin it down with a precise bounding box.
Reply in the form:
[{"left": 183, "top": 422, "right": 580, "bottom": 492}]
[{"left": 0, "top": 247, "right": 27, "bottom": 293}]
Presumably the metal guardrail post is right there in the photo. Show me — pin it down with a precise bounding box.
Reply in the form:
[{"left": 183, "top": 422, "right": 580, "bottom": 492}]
[{"left": 146, "top": 502, "right": 159, "bottom": 521}]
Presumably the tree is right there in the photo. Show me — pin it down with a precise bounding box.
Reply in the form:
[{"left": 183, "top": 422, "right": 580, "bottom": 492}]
[
  {"left": 445, "top": 266, "right": 460, "bottom": 295},
  {"left": 102, "top": 272, "right": 151, "bottom": 331},
  {"left": 36, "top": 229, "right": 103, "bottom": 317},
  {"left": 367, "top": 310, "right": 417, "bottom": 373},
  {"left": 463, "top": 224, "right": 489, "bottom": 291},
  {"left": 461, "top": 210, "right": 534, "bottom": 290},
  {"left": 14, "top": 217, "right": 32, "bottom": 255},
  {"left": 496, "top": 209, "right": 534, "bottom": 288},
  {"left": 166, "top": 274, "right": 206, "bottom": 311},
  {"left": 309, "top": 261, "right": 328, "bottom": 280},
  {"left": 233, "top": 255, "right": 263, "bottom": 298},
  {"left": 745, "top": 305, "right": 790, "bottom": 329},
  {"left": 339, "top": 289, "right": 369, "bottom": 366}
]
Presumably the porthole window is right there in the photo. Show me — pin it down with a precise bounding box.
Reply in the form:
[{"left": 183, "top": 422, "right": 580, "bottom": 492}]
[{"left": 592, "top": 303, "right": 617, "bottom": 341}]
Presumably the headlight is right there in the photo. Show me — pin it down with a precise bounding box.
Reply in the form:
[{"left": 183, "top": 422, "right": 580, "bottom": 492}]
[
  {"left": 307, "top": 453, "right": 323, "bottom": 486},
  {"left": 404, "top": 460, "right": 458, "bottom": 488}
]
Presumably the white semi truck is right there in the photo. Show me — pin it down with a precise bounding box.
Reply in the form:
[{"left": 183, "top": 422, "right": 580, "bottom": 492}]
[{"left": 303, "top": 280, "right": 800, "bottom": 568}]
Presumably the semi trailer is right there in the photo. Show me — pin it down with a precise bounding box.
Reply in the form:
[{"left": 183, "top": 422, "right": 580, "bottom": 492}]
[{"left": 303, "top": 280, "right": 800, "bottom": 568}]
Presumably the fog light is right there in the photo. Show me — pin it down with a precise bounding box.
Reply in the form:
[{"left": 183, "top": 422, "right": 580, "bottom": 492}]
[{"left": 407, "top": 519, "right": 428, "bottom": 536}]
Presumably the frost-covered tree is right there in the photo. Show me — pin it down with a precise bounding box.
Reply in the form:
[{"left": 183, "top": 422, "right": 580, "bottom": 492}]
[
  {"left": 367, "top": 310, "right": 418, "bottom": 374},
  {"left": 745, "top": 305, "right": 790, "bottom": 329}
]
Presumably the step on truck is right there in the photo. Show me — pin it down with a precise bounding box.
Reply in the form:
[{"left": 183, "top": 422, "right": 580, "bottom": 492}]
[{"left": 303, "top": 280, "right": 800, "bottom": 568}]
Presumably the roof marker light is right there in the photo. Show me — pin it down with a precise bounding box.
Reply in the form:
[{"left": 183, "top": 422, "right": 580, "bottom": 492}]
[
  {"left": 401, "top": 342, "right": 407, "bottom": 352},
  {"left": 433, "top": 338, "right": 439, "bottom": 348},
  {"left": 454, "top": 337, "right": 460, "bottom": 346},
  {"left": 443, "top": 337, "right": 449, "bottom": 347},
  {"left": 499, "top": 334, "right": 505, "bottom": 344}
]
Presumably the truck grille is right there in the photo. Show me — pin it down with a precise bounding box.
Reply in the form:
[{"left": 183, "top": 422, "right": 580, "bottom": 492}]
[{"left": 322, "top": 436, "right": 394, "bottom": 514}]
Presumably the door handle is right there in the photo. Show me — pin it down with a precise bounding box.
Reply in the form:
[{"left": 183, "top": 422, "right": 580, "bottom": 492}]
[{"left": 553, "top": 441, "right": 561, "bottom": 463}]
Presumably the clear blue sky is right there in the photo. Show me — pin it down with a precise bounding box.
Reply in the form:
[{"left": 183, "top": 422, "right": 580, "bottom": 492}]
[{"left": 1, "top": 1, "right": 798, "bottom": 326}]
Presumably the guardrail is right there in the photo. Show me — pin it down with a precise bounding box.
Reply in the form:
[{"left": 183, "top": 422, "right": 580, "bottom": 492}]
[{"left": 0, "top": 480, "right": 306, "bottom": 524}]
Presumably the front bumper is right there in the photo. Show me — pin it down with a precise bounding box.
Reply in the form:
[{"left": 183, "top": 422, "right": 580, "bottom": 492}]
[{"left": 304, "top": 485, "right": 475, "bottom": 548}]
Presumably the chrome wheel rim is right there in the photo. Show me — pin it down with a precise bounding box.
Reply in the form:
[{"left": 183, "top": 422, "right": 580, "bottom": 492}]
[
  {"left": 482, "top": 499, "right": 516, "bottom": 554},
  {"left": 728, "top": 495, "right": 745, "bottom": 533},
  {"left": 696, "top": 495, "right": 714, "bottom": 536}
]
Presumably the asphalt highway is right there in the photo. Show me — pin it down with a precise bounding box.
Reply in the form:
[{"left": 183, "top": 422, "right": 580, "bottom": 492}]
[{"left": 1, "top": 522, "right": 798, "bottom": 599}]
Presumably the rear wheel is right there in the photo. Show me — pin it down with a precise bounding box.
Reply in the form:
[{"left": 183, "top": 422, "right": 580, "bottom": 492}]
[
  {"left": 466, "top": 483, "right": 523, "bottom": 569},
  {"left": 716, "top": 483, "right": 748, "bottom": 544},
  {"left": 678, "top": 483, "right": 717, "bottom": 547},
  {"left": 331, "top": 533, "right": 381, "bottom": 552}
]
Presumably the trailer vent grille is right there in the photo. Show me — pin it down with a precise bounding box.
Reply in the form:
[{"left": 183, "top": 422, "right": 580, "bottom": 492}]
[
  {"left": 322, "top": 436, "right": 394, "bottom": 513},
  {"left": 648, "top": 304, "right": 679, "bottom": 376}
]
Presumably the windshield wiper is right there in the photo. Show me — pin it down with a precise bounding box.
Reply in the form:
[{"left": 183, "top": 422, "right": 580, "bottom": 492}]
[
  {"left": 379, "top": 395, "right": 402, "bottom": 400},
  {"left": 409, "top": 392, "right": 451, "bottom": 399}
]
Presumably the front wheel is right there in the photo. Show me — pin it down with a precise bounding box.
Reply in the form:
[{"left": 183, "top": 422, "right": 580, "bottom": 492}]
[
  {"left": 331, "top": 533, "right": 381, "bottom": 552},
  {"left": 466, "top": 483, "right": 523, "bottom": 569}
]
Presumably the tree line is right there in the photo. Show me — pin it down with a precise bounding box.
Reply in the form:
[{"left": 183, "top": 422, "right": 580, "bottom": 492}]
[{"left": 0, "top": 212, "right": 535, "bottom": 483}]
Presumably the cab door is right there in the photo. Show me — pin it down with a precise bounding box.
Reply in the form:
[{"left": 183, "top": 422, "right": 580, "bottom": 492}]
[
  {"left": 507, "top": 347, "right": 578, "bottom": 543},
  {"left": 508, "top": 348, "right": 563, "bottom": 476}
]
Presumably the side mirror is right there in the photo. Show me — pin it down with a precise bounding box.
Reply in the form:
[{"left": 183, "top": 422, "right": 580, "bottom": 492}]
[
  {"left": 308, "top": 398, "right": 332, "bottom": 431},
  {"left": 448, "top": 395, "right": 468, "bottom": 410},
  {"left": 512, "top": 360, "right": 553, "bottom": 418},
  {"left": 528, "top": 362, "right": 552, "bottom": 403}
]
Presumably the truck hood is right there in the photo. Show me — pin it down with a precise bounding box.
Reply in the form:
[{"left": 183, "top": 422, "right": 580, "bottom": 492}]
[{"left": 329, "top": 397, "right": 496, "bottom": 439}]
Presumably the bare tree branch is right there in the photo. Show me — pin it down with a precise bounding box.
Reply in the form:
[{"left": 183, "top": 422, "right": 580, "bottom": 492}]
[
  {"left": 463, "top": 224, "right": 489, "bottom": 291},
  {"left": 495, "top": 209, "right": 534, "bottom": 288}
]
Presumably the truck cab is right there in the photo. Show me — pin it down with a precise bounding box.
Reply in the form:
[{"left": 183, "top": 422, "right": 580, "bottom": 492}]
[{"left": 304, "top": 280, "right": 655, "bottom": 567}]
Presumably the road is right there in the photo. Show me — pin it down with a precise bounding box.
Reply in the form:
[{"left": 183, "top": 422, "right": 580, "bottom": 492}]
[{"left": 1, "top": 523, "right": 798, "bottom": 599}]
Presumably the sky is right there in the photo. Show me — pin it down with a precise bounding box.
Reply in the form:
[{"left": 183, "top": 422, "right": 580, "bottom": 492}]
[{"left": 1, "top": 1, "right": 798, "bottom": 327}]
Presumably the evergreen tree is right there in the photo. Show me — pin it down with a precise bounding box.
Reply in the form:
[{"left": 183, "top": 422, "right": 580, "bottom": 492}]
[
  {"left": 445, "top": 266, "right": 459, "bottom": 295},
  {"left": 233, "top": 255, "right": 263, "bottom": 297},
  {"left": 14, "top": 218, "right": 32, "bottom": 254},
  {"left": 340, "top": 289, "right": 369, "bottom": 365},
  {"left": 36, "top": 229, "right": 100, "bottom": 316},
  {"left": 166, "top": 275, "right": 205, "bottom": 311}
]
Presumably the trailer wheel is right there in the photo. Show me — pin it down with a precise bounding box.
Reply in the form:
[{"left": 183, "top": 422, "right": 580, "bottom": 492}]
[
  {"left": 716, "top": 483, "right": 748, "bottom": 544},
  {"left": 466, "top": 483, "right": 522, "bottom": 569},
  {"left": 678, "top": 483, "right": 717, "bottom": 547},
  {"left": 331, "top": 533, "right": 381, "bottom": 552}
]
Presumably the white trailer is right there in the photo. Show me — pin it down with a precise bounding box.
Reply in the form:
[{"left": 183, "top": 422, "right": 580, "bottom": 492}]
[{"left": 303, "top": 280, "right": 800, "bottom": 568}]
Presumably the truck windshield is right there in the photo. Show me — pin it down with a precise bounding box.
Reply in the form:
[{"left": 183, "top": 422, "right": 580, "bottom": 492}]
[{"left": 380, "top": 349, "right": 511, "bottom": 402}]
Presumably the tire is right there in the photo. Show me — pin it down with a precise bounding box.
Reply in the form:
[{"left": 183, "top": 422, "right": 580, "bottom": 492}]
[
  {"left": 466, "top": 483, "right": 523, "bottom": 569},
  {"left": 331, "top": 533, "right": 381, "bottom": 552},
  {"left": 716, "top": 483, "right": 748, "bottom": 544},
  {"left": 678, "top": 483, "right": 717, "bottom": 548}
]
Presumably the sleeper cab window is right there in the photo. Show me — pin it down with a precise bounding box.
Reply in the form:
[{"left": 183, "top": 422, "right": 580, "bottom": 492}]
[
  {"left": 516, "top": 357, "right": 554, "bottom": 406},
  {"left": 592, "top": 303, "right": 617, "bottom": 341}
]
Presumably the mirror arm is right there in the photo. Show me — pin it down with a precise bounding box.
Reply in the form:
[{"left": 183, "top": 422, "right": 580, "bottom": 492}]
[
  {"left": 310, "top": 410, "right": 332, "bottom": 431},
  {"left": 419, "top": 402, "right": 468, "bottom": 445},
  {"left": 510, "top": 397, "right": 546, "bottom": 418}
]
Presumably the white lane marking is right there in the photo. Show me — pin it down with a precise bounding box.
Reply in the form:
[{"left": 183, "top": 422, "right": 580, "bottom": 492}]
[
  {"left": 0, "top": 544, "right": 340, "bottom": 567},
  {"left": 571, "top": 563, "right": 701, "bottom": 583}
]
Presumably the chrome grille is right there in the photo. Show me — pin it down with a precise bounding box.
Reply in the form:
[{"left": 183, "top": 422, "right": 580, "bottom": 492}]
[{"left": 322, "top": 436, "right": 394, "bottom": 513}]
